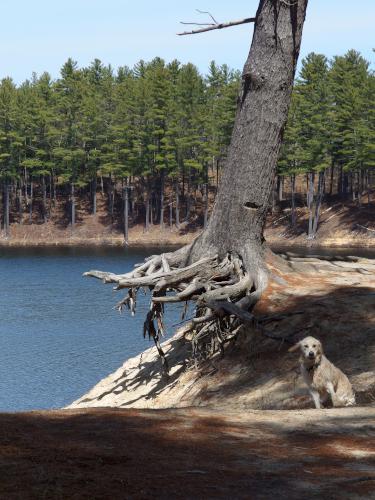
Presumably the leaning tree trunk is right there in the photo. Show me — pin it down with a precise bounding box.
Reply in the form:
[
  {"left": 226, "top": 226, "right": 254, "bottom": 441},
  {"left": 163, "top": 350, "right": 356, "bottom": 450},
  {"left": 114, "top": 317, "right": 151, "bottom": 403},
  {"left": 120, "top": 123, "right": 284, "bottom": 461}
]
[
  {"left": 85, "top": 0, "right": 308, "bottom": 368},
  {"left": 189, "top": 0, "right": 307, "bottom": 277}
]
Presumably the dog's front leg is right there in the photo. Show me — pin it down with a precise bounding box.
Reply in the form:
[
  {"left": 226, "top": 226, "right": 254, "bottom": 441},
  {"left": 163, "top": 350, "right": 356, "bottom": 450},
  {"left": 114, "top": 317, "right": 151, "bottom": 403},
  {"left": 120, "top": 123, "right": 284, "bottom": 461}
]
[
  {"left": 310, "top": 390, "right": 321, "bottom": 409},
  {"left": 326, "top": 382, "right": 338, "bottom": 407}
]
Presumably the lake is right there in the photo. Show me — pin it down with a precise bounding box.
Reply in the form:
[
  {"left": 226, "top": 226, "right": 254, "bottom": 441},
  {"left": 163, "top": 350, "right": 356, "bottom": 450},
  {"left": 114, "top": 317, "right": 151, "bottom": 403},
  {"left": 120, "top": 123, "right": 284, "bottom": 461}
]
[
  {"left": 0, "top": 245, "right": 373, "bottom": 412},
  {"left": 0, "top": 246, "right": 191, "bottom": 412}
]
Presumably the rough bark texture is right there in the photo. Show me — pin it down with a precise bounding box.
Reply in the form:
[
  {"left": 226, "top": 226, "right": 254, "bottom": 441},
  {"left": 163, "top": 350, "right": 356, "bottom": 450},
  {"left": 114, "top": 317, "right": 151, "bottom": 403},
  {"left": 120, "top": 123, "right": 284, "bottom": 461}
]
[
  {"left": 85, "top": 0, "right": 308, "bottom": 366},
  {"left": 189, "top": 0, "right": 308, "bottom": 279}
]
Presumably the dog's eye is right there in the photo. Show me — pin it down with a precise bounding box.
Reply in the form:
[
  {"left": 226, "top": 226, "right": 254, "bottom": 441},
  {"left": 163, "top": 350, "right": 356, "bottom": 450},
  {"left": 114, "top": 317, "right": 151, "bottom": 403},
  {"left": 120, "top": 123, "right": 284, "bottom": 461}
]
[
  {"left": 313, "top": 344, "right": 316, "bottom": 348},
  {"left": 304, "top": 345, "right": 308, "bottom": 348}
]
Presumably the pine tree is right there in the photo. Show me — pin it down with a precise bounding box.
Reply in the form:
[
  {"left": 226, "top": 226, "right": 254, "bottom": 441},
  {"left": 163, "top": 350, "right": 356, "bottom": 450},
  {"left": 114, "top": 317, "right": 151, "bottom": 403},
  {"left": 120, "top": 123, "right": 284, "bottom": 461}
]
[
  {"left": 328, "top": 50, "right": 370, "bottom": 199},
  {"left": 53, "top": 59, "right": 86, "bottom": 228},
  {"left": 0, "top": 78, "right": 23, "bottom": 234}
]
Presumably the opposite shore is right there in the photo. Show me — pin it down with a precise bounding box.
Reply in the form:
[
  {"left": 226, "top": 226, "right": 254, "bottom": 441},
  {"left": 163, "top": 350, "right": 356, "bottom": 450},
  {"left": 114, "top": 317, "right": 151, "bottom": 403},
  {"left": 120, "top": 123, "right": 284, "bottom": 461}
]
[{"left": 0, "top": 220, "right": 374, "bottom": 250}]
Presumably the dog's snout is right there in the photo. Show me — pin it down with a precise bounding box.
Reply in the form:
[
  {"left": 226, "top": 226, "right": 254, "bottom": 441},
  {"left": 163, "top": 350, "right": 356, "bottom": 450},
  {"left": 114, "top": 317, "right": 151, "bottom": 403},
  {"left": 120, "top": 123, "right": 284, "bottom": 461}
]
[{"left": 308, "top": 351, "right": 315, "bottom": 358}]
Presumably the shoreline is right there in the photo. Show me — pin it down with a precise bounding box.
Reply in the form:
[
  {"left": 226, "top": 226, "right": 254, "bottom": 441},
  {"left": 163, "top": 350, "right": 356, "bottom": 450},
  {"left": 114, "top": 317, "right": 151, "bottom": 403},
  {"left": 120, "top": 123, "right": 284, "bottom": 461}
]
[{"left": 0, "top": 234, "right": 374, "bottom": 251}]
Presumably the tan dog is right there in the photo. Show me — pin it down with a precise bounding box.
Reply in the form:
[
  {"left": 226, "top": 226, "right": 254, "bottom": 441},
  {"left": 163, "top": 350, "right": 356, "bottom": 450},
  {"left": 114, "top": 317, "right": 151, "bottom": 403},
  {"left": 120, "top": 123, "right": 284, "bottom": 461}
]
[{"left": 289, "top": 336, "right": 356, "bottom": 408}]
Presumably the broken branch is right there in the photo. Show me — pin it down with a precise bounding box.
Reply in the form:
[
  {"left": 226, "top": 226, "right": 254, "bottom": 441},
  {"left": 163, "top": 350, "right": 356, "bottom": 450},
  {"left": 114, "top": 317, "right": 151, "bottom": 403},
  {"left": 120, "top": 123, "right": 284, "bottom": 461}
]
[{"left": 178, "top": 17, "right": 256, "bottom": 36}]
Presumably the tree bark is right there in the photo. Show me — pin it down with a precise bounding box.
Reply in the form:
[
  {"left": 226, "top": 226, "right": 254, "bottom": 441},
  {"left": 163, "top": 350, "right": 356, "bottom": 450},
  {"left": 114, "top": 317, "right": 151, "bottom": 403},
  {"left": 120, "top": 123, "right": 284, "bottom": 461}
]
[
  {"left": 92, "top": 176, "right": 97, "bottom": 216},
  {"left": 71, "top": 182, "right": 75, "bottom": 228},
  {"left": 123, "top": 184, "right": 129, "bottom": 245},
  {"left": 191, "top": 0, "right": 308, "bottom": 273},
  {"left": 329, "top": 162, "right": 334, "bottom": 196},
  {"left": 311, "top": 170, "right": 325, "bottom": 237},
  {"left": 108, "top": 176, "right": 114, "bottom": 223},
  {"left": 367, "top": 169, "right": 371, "bottom": 205},
  {"left": 290, "top": 174, "right": 296, "bottom": 227},
  {"left": 160, "top": 172, "right": 165, "bottom": 231},
  {"left": 52, "top": 173, "right": 57, "bottom": 208},
  {"left": 203, "top": 182, "right": 209, "bottom": 229},
  {"left": 169, "top": 200, "right": 173, "bottom": 231},
  {"left": 307, "top": 172, "right": 314, "bottom": 238},
  {"left": 85, "top": 0, "right": 309, "bottom": 366},
  {"left": 4, "top": 182, "right": 10, "bottom": 237},
  {"left": 175, "top": 180, "right": 180, "bottom": 228},
  {"left": 145, "top": 185, "right": 150, "bottom": 233},
  {"left": 278, "top": 175, "right": 284, "bottom": 202},
  {"left": 29, "top": 179, "right": 33, "bottom": 224},
  {"left": 17, "top": 183, "right": 23, "bottom": 225},
  {"left": 185, "top": 165, "right": 191, "bottom": 221},
  {"left": 42, "top": 176, "right": 48, "bottom": 223}
]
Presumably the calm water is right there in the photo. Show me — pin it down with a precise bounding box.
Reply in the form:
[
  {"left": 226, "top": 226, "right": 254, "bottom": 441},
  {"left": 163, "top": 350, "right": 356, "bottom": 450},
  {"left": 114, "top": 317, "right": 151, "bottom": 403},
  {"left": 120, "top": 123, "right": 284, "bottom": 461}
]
[
  {"left": 0, "top": 246, "right": 190, "bottom": 412},
  {"left": 0, "top": 245, "right": 373, "bottom": 412}
]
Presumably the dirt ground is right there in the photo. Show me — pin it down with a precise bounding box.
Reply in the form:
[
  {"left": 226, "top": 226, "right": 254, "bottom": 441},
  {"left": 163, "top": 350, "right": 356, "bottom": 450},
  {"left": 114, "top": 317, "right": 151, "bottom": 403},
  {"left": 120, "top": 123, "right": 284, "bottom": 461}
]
[
  {"left": 70, "top": 254, "right": 375, "bottom": 412},
  {"left": 0, "top": 407, "right": 374, "bottom": 499}
]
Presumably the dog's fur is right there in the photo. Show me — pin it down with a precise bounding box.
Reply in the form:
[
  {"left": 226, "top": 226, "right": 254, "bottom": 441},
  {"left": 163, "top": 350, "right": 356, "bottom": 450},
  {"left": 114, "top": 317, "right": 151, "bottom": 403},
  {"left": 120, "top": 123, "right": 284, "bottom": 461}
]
[{"left": 289, "top": 336, "right": 356, "bottom": 408}]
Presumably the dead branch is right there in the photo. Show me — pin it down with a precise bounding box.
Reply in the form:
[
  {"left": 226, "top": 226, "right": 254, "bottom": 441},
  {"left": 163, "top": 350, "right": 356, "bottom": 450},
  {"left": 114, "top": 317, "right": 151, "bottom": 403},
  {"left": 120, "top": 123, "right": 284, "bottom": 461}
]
[
  {"left": 196, "top": 9, "right": 218, "bottom": 24},
  {"left": 178, "top": 17, "right": 256, "bottom": 36}
]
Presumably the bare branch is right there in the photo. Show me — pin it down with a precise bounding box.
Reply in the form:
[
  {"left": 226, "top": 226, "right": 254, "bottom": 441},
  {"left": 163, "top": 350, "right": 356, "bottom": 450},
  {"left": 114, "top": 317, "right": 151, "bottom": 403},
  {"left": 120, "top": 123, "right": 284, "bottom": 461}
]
[
  {"left": 196, "top": 9, "right": 218, "bottom": 24},
  {"left": 178, "top": 17, "right": 256, "bottom": 36},
  {"left": 180, "top": 22, "right": 215, "bottom": 26}
]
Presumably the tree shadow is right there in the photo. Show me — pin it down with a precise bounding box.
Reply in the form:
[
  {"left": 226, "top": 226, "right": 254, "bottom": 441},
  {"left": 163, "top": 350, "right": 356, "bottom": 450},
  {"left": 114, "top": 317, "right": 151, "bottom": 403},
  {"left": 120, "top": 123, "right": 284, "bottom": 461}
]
[
  {"left": 0, "top": 406, "right": 374, "bottom": 499},
  {"left": 74, "top": 281, "right": 375, "bottom": 412},
  {"left": 188, "top": 283, "right": 375, "bottom": 409},
  {"left": 77, "top": 334, "right": 191, "bottom": 408}
]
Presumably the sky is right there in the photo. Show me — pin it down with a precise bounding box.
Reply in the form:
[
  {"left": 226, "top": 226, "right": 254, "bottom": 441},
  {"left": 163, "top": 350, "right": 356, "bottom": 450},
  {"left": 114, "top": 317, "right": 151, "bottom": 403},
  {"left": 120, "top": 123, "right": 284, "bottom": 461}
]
[{"left": 0, "top": 0, "right": 373, "bottom": 83}]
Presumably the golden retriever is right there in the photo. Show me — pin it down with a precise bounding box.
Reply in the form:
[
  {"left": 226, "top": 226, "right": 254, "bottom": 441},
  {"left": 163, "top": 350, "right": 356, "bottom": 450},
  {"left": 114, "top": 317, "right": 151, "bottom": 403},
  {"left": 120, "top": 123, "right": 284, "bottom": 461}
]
[{"left": 289, "top": 336, "right": 355, "bottom": 408}]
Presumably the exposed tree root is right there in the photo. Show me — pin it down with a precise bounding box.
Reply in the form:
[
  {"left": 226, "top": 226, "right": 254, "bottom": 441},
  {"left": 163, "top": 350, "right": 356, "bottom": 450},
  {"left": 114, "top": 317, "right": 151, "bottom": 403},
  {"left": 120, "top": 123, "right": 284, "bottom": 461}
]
[{"left": 84, "top": 244, "right": 269, "bottom": 372}]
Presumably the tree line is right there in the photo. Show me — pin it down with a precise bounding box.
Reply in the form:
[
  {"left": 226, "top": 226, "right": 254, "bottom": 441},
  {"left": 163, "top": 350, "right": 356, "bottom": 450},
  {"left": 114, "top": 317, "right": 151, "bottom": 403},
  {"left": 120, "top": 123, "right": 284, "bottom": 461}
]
[
  {"left": 279, "top": 50, "right": 374, "bottom": 238},
  {"left": 0, "top": 50, "right": 373, "bottom": 240}
]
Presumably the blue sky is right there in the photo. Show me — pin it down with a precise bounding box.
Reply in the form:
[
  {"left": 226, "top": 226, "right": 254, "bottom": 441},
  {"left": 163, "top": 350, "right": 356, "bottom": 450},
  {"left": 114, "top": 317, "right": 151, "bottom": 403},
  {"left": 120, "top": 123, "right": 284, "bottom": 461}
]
[{"left": 1, "top": 0, "right": 373, "bottom": 83}]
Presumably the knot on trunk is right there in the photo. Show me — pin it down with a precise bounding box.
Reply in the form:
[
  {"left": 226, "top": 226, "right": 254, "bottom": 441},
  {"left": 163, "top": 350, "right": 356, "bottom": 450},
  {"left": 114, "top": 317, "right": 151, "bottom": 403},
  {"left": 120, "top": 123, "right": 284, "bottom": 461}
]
[{"left": 244, "top": 201, "right": 261, "bottom": 210}]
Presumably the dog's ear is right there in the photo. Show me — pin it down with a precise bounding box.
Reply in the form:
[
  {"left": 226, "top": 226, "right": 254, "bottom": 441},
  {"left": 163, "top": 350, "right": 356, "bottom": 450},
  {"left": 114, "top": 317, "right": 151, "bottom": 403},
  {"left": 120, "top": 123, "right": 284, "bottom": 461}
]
[
  {"left": 288, "top": 342, "right": 300, "bottom": 353},
  {"left": 316, "top": 341, "right": 323, "bottom": 359}
]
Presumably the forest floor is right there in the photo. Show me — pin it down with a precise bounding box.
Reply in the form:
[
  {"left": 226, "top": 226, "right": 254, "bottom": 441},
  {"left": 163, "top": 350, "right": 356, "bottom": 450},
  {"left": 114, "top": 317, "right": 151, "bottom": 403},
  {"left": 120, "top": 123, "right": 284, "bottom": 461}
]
[
  {"left": 1, "top": 406, "right": 374, "bottom": 499},
  {"left": 0, "top": 193, "right": 374, "bottom": 248}
]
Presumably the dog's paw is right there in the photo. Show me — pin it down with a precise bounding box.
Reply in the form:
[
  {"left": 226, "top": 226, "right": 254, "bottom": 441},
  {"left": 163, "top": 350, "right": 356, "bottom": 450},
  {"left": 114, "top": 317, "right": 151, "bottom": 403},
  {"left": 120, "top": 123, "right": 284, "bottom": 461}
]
[{"left": 344, "top": 397, "right": 356, "bottom": 407}]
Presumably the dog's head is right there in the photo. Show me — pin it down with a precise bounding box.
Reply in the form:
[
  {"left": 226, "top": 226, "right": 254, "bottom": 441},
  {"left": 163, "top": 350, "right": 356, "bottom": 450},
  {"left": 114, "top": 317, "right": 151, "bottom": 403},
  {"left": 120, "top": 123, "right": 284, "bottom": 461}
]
[{"left": 289, "top": 336, "right": 323, "bottom": 363}]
